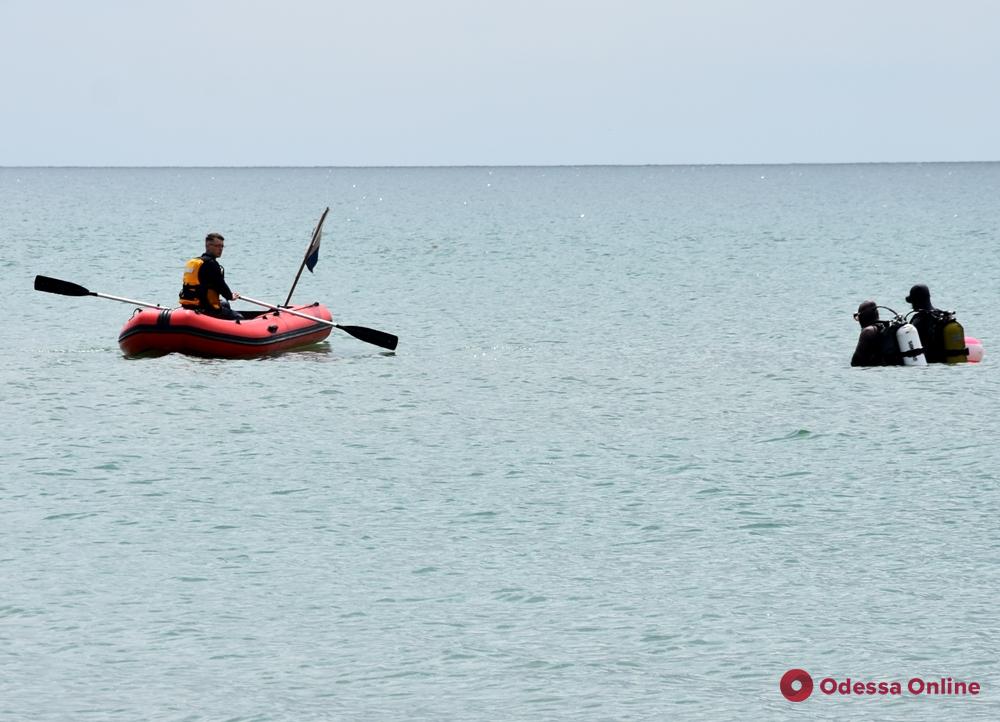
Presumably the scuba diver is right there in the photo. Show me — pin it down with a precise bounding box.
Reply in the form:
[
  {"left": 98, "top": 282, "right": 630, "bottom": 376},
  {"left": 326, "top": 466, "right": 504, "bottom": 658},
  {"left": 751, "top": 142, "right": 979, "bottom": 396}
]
[
  {"left": 905, "top": 284, "right": 968, "bottom": 364},
  {"left": 851, "top": 299, "right": 927, "bottom": 367},
  {"left": 851, "top": 300, "right": 901, "bottom": 367}
]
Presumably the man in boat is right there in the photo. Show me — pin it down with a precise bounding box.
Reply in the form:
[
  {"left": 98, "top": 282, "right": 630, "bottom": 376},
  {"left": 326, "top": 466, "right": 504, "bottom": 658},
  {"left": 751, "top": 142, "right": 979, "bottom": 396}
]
[
  {"left": 851, "top": 300, "right": 900, "bottom": 367},
  {"left": 179, "top": 232, "right": 242, "bottom": 320}
]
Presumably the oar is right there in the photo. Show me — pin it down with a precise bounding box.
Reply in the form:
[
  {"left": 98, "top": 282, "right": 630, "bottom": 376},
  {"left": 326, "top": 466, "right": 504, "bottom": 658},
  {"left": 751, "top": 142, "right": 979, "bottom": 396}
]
[
  {"left": 240, "top": 295, "right": 398, "bottom": 351},
  {"left": 34, "top": 275, "right": 163, "bottom": 309}
]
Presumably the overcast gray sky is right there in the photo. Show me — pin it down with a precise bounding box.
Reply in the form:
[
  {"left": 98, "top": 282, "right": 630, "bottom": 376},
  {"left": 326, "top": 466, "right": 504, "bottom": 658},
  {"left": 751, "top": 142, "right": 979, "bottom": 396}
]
[{"left": 2, "top": 0, "right": 998, "bottom": 166}]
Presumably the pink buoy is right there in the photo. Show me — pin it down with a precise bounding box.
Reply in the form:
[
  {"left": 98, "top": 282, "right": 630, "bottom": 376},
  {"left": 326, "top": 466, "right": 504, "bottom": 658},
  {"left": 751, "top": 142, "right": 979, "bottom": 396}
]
[{"left": 966, "top": 336, "right": 984, "bottom": 363}]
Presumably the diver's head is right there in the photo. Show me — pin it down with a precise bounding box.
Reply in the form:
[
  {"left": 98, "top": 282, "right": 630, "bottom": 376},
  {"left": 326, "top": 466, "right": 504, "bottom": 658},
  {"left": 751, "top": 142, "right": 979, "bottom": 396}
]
[
  {"left": 854, "top": 300, "right": 879, "bottom": 327},
  {"left": 906, "top": 284, "right": 932, "bottom": 310}
]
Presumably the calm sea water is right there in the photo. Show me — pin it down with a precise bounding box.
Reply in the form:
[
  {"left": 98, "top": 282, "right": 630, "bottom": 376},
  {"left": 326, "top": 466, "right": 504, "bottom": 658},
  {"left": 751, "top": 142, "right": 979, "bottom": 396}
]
[{"left": 2, "top": 165, "right": 999, "bottom": 721}]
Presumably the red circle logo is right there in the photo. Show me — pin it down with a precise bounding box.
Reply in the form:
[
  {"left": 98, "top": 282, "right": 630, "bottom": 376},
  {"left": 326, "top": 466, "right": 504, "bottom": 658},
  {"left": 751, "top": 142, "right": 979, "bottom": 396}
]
[{"left": 780, "top": 669, "right": 813, "bottom": 702}]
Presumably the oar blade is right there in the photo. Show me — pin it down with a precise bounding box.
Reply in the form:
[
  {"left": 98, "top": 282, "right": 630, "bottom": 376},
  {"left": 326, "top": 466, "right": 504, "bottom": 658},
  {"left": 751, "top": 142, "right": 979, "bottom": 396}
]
[
  {"left": 337, "top": 324, "right": 398, "bottom": 351},
  {"left": 34, "top": 275, "right": 92, "bottom": 297}
]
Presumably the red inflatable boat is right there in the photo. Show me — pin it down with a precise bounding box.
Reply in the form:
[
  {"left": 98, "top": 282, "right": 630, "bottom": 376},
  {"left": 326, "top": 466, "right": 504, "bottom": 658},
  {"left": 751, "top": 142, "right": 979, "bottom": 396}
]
[{"left": 118, "top": 302, "right": 333, "bottom": 358}]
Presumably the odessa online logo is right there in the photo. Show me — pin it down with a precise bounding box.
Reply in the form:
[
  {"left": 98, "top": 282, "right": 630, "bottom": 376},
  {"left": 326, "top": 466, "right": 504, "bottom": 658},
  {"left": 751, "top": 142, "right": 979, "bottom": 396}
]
[
  {"left": 780, "top": 669, "right": 814, "bottom": 702},
  {"left": 780, "top": 668, "right": 981, "bottom": 702}
]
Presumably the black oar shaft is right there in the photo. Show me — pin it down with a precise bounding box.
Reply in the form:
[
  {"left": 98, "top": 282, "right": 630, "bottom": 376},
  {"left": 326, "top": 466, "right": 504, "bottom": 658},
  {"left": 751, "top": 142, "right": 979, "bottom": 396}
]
[
  {"left": 337, "top": 325, "right": 399, "bottom": 351},
  {"left": 34, "top": 275, "right": 91, "bottom": 296},
  {"left": 240, "top": 295, "right": 397, "bottom": 351},
  {"left": 34, "top": 275, "right": 163, "bottom": 309}
]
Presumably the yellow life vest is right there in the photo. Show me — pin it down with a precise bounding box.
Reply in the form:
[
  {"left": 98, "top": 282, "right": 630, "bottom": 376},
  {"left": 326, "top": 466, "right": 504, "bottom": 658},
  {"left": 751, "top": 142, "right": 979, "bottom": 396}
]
[{"left": 179, "top": 256, "right": 221, "bottom": 309}]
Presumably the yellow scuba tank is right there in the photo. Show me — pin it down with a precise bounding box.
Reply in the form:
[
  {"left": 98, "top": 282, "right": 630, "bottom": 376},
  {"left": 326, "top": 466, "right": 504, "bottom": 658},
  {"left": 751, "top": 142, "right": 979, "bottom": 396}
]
[{"left": 941, "top": 315, "right": 968, "bottom": 364}]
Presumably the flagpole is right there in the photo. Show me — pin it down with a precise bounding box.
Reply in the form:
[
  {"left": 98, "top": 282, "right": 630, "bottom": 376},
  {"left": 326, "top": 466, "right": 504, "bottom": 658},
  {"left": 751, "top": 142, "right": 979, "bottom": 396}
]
[{"left": 284, "top": 207, "right": 329, "bottom": 307}]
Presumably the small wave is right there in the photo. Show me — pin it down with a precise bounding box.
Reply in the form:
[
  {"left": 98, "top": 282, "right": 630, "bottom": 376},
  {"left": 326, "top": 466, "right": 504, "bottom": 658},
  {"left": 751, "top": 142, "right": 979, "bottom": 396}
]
[{"left": 760, "top": 429, "right": 816, "bottom": 443}]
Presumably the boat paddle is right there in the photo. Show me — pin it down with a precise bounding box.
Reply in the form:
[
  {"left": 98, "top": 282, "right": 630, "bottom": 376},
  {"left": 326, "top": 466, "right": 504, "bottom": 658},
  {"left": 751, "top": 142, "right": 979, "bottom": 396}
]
[
  {"left": 240, "top": 295, "right": 398, "bottom": 351},
  {"left": 34, "top": 275, "right": 163, "bottom": 309}
]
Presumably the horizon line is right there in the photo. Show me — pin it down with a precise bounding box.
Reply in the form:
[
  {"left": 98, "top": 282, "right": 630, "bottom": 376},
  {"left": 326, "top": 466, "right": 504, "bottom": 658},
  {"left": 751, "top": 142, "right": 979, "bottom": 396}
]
[{"left": 2, "top": 160, "right": 999, "bottom": 170}]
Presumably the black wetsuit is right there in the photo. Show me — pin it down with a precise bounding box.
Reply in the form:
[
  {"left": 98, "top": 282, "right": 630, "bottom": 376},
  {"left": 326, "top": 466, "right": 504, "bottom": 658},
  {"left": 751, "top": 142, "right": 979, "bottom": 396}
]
[
  {"left": 851, "top": 323, "right": 900, "bottom": 367},
  {"left": 908, "top": 308, "right": 942, "bottom": 363}
]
